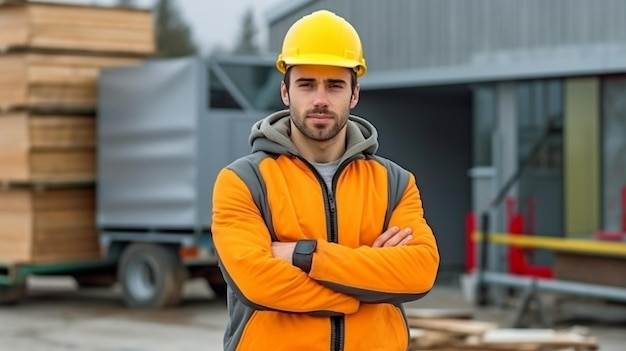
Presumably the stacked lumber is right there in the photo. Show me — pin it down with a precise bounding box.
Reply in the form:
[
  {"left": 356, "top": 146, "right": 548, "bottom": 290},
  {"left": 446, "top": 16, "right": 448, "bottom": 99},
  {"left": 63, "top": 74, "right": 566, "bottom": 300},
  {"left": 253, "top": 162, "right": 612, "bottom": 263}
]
[
  {"left": 406, "top": 308, "right": 598, "bottom": 351},
  {"left": 0, "top": 187, "right": 98, "bottom": 263},
  {"left": 0, "top": 1, "right": 154, "bottom": 264},
  {"left": 0, "top": 53, "right": 144, "bottom": 112},
  {"left": 0, "top": 1, "right": 154, "bottom": 54},
  {"left": 0, "top": 113, "right": 95, "bottom": 182}
]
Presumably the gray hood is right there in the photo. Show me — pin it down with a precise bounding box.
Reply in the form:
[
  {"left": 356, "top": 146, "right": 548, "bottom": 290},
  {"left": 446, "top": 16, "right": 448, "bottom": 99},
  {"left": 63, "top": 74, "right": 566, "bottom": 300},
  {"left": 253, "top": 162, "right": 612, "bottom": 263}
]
[{"left": 249, "top": 109, "right": 379, "bottom": 163}]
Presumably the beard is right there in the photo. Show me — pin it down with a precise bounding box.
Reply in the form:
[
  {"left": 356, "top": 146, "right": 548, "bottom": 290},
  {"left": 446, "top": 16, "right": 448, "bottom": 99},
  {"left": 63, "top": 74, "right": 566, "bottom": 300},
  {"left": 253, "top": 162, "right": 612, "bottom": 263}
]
[{"left": 289, "top": 105, "right": 350, "bottom": 142}]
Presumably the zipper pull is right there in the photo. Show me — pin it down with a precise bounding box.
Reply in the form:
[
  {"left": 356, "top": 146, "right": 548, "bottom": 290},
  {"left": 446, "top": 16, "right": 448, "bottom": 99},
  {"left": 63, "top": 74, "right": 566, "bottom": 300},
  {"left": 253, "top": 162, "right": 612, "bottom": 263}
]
[{"left": 329, "top": 193, "right": 336, "bottom": 213}]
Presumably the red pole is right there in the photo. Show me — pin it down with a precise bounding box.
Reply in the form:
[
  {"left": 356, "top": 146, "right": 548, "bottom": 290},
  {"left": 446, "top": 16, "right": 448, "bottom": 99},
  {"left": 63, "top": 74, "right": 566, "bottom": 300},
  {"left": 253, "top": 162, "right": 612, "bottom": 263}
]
[
  {"left": 465, "top": 212, "right": 476, "bottom": 273},
  {"left": 508, "top": 213, "right": 525, "bottom": 275}
]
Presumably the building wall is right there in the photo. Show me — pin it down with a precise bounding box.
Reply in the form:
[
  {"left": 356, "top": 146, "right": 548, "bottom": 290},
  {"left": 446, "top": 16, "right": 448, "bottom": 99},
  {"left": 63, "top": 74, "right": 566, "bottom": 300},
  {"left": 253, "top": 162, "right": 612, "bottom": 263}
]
[
  {"left": 268, "top": 0, "right": 626, "bottom": 73},
  {"left": 353, "top": 88, "right": 473, "bottom": 272}
]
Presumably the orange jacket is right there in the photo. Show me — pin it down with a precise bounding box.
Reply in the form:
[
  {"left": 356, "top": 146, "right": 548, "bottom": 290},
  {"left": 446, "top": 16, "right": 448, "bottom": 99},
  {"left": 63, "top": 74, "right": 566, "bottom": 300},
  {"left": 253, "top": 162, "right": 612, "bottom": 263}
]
[{"left": 212, "top": 110, "right": 439, "bottom": 351}]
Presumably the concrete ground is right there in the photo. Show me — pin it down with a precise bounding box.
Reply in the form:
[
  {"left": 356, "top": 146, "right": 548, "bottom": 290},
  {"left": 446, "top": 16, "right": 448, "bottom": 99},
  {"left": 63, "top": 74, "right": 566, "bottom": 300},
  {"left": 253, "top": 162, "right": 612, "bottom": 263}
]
[{"left": 0, "top": 276, "right": 624, "bottom": 350}]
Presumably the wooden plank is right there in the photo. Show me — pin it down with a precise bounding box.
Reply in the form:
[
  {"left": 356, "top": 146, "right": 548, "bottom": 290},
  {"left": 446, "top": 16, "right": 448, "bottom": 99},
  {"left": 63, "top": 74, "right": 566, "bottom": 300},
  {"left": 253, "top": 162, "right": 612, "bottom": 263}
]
[
  {"left": 0, "top": 114, "right": 96, "bottom": 181},
  {"left": 0, "top": 244, "right": 31, "bottom": 262},
  {"left": 32, "top": 235, "right": 98, "bottom": 254},
  {"left": 0, "top": 113, "right": 29, "bottom": 150},
  {"left": 31, "top": 188, "right": 94, "bottom": 211},
  {"left": 28, "top": 250, "right": 100, "bottom": 264},
  {"left": 0, "top": 55, "right": 27, "bottom": 98},
  {"left": 30, "top": 12, "right": 153, "bottom": 30},
  {"left": 30, "top": 116, "right": 95, "bottom": 149},
  {"left": 0, "top": 187, "right": 99, "bottom": 263},
  {"left": 0, "top": 3, "right": 155, "bottom": 54},
  {"left": 555, "top": 251, "right": 626, "bottom": 288},
  {"left": 29, "top": 149, "right": 95, "bottom": 180},
  {"left": 0, "top": 90, "right": 28, "bottom": 110},
  {"left": 28, "top": 3, "right": 152, "bottom": 25},
  {"left": 409, "top": 328, "right": 462, "bottom": 349},
  {"left": 0, "top": 152, "right": 29, "bottom": 180},
  {"left": 34, "top": 210, "right": 95, "bottom": 231},
  {"left": 28, "top": 37, "right": 154, "bottom": 54},
  {"left": 0, "top": 197, "right": 32, "bottom": 262},
  {"left": 33, "top": 227, "right": 97, "bottom": 242},
  {"left": 0, "top": 54, "right": 26, "bottom": 79},
  {"left": 0, "top": 114, "right": 29, "bottom": 180},
  {"left": 0, "top": 52, "right": 144, "bottom": 112},
  {"left": 0, "top": 0, "right": 26, "bottom": 6},
  {"left": 481, "top": 328, "right": 598, "bottom": 349},
  {"left": 28, "top": 85, "right": 96, "bottom": 103},
  {"left": 407, "top": 318, "right": 499, "bottom": 336},
  {"left": 0, "top": 6, "right": 27, "bottom": 48},
  {"left": 30, "top": 24, "right": 153, "bottom": 42},
  {"left": 27, "top": 66, "right": 99, "bottom": 86},
  {"left": 24, "top": 53, "right": 143, "bottom": 67},
  {"left": 0, "top": 188, "right": 30, "bottom": 211}
]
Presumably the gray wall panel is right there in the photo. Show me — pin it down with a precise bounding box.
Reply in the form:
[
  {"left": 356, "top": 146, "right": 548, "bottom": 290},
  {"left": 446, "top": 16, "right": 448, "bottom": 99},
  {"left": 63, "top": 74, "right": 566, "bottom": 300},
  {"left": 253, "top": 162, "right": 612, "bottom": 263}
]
[
  {"left": 352, "top": 88, "right": 473, "bottom": 272},
  {"left": 268, "top": 0, "right": 626, "bottom": 74}
]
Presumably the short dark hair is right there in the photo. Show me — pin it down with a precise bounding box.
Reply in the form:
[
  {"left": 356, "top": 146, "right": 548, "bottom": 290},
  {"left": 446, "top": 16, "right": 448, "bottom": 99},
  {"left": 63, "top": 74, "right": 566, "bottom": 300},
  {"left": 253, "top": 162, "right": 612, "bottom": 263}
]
[{"left": 283, "top": 66, "right": 358, "bottom": 93}]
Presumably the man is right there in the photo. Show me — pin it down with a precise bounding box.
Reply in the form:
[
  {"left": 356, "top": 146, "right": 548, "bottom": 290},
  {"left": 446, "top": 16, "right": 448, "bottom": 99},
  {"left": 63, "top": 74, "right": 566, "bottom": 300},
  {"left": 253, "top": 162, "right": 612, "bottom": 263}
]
[{"left": 211, "top": 9, "right": 439, "bottom": 351}]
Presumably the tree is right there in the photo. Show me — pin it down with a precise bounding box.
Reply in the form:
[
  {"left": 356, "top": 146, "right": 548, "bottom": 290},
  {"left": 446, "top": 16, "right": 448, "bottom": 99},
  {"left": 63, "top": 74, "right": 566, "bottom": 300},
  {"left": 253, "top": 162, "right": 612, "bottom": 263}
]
[
  {"left": 232, "top": 7, "right": 260, "bottom": 55},
  {"left": 153, "top": 0, "right": 198, "bottom": 57}
]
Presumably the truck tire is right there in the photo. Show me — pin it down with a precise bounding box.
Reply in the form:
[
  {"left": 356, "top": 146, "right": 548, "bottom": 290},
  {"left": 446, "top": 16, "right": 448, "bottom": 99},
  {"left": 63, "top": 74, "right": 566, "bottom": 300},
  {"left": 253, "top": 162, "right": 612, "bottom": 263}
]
[
  {"left": 0, "top": 284, "right": 25, "bottom": 305},
  {"left": 118, "top": 243, "right": 186, "bottom": 309}
]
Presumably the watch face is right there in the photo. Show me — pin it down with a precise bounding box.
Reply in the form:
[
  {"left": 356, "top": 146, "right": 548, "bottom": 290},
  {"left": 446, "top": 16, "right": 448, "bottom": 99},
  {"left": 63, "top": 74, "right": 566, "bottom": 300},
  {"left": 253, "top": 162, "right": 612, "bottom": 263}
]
[{"left": 296, "top": 240, "right": 316, "bottom": 254}]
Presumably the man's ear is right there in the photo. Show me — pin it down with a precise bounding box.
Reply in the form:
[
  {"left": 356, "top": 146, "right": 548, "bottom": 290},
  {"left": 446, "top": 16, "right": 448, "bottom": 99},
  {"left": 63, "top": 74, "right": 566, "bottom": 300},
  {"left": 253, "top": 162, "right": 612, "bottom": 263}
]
[
  {"left": 350, "top": 84, "right": 360, "bottom": 109},
  {"left": 280, "top": 81, "right": 290, "bottom": 106}
]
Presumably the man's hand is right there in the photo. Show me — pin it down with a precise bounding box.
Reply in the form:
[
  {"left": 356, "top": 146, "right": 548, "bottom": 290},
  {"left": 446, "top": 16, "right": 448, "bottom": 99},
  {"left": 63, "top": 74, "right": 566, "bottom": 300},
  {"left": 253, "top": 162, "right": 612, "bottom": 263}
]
[
  {"left": 271, "top": 242, "right": 297, "bottom": 263},
  {"left": 371, "top": 226, "right": 413, "bottom": 248}
]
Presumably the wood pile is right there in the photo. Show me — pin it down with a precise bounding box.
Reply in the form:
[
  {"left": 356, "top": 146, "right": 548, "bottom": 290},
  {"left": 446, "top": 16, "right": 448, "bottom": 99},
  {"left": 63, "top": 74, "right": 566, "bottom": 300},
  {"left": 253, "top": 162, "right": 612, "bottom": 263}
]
[
  {"left": 0, "top": 112, "right": 95, "bottom": 182},
  {"left": 0, "top": 1, "right": 154, "bottom": 54},
  {"left": 0, "top": 1, "right": 154, "bottom": 263},
  {"left": 406, "top": 308, "right": 598, "bottom": 351},
  {"left": 0, "top": 53, "right": 144, "bottom": 112},
  {"left": 0, "top": 187, "right": 98, "bottom": 263}
]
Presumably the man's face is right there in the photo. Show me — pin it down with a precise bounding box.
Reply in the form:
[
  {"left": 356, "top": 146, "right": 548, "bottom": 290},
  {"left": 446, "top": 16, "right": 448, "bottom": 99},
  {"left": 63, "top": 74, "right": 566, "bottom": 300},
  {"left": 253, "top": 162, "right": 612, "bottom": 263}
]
[{"left": 281, "top": 65, "right": 360, "bottom": 143}]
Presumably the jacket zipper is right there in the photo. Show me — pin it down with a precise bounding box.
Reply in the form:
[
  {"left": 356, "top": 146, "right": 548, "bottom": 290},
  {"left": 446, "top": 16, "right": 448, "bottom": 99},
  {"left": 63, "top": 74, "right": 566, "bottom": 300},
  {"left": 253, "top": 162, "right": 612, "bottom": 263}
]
[{"left": 299, "top": 156, "right": 357, "bottom": 351}]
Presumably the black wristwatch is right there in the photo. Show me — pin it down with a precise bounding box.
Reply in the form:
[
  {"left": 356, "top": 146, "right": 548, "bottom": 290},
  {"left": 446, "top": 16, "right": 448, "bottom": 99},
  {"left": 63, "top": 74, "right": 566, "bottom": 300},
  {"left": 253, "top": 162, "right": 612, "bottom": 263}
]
[{"left": 293, "top": 239, "right": 317, "bottom": 274}]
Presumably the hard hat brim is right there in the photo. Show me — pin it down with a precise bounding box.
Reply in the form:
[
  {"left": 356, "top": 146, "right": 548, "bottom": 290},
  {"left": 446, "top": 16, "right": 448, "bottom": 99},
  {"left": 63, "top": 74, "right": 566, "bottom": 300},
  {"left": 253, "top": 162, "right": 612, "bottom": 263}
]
[{"left": 277, "top": 53, "right": 367, "bottom": 77}]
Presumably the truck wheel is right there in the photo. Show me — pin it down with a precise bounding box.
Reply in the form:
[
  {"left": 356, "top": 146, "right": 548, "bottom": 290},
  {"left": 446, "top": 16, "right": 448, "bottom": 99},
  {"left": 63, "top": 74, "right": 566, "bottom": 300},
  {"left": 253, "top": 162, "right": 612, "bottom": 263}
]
[
  {"left": 119, "top": 243, "right": 186, "bottom": 309},
  {"left": 0, "top": 284, "right": 25, "bottom": 305}
]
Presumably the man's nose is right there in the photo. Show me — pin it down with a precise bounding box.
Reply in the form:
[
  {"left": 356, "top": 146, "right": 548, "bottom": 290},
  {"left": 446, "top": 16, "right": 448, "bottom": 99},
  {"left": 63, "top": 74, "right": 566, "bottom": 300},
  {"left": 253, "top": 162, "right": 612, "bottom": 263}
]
[{"left": 313, "top": 86, "right": 329, "bottom": 107}]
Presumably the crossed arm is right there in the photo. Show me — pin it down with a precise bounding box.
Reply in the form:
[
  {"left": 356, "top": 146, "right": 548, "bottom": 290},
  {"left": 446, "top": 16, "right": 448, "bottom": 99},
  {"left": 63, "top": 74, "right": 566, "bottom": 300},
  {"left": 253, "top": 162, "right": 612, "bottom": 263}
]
[
  {"left": 272, "top": 225, "right": 415, "bottom": 261},
  {"left": 212, "top": 168, "right": 439, "bottom": 314}
]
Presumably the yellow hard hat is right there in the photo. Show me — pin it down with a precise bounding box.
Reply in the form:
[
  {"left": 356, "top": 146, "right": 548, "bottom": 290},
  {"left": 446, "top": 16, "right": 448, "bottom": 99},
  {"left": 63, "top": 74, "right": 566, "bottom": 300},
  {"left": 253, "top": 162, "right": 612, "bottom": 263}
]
[{"left": 276, "top": 10, "right": 367, "bottom": 77}]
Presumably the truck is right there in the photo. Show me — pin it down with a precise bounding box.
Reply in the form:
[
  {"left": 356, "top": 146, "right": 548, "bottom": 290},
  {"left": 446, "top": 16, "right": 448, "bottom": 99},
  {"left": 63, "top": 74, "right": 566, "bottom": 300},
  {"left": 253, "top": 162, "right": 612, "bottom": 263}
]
[{"left": 0, "top": 55, "right": 284, "bottom": 309}]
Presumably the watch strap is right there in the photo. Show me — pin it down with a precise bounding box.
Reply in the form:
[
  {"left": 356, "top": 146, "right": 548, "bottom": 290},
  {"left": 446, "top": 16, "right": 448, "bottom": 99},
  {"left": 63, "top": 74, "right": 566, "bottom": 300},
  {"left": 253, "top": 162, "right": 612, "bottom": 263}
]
[{"left": 293, "top": 240, "right": 316, "bottom": 273}]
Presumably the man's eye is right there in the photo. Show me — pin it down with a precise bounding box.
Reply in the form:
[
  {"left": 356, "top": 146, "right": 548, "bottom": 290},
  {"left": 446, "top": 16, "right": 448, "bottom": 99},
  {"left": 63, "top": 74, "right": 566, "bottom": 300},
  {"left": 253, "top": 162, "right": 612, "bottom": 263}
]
[{"left": 329, "top": 84, "right": 343, "bottom": 89}]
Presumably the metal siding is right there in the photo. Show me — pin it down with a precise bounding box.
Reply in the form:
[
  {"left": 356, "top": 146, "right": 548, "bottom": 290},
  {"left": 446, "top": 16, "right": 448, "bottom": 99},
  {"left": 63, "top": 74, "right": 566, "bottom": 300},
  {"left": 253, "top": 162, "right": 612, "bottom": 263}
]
[
  {"left": 98, "top": 58, "right": 201, "bottom": 229},
  {"left": 268, "top": 0, "right": 626, "bottom": 73}
]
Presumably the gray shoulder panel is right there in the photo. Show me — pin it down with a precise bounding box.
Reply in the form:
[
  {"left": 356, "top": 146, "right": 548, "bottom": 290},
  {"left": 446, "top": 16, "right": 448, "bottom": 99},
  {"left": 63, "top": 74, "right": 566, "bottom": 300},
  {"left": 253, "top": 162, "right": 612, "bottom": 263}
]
[
  {"left": 226, "top": 152, "right": 277, "bottom": 241},
  {"left": 372, "top": 156, "right": 411, "bottom": 230}
]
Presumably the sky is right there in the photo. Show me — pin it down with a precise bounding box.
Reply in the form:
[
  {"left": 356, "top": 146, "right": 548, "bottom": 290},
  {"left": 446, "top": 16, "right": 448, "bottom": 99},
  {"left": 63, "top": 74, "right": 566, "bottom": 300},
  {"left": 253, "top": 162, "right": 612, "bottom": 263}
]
[{"left": 42, "top": 0, "right": 287, "bottom": 54}]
